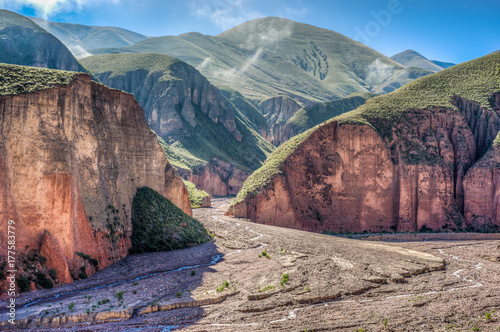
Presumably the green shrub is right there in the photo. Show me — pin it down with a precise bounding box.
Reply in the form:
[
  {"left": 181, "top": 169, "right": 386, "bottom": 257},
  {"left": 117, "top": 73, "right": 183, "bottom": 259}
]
[
  {"left": 18, "top": 276, "right": 30, "bottom": 293},
  {"left": 68, "top": 302, "right": 76, "bottom": 311},
  {"left": 130, "top": 187, "right": 209, "bottom": 254},
  {"left": 48, "top": 269, "right": 57, "bottom": 280},
  {"left": 216, "top": 281, "right": 230, "bottom": 293},
  {"left": 76, "top": 252, "right": 99, "bottom": 269},
  {"left": 280, "top": 273, "right": 289, "bottom": 286},
  {"left": 183, "top": 180, "right": 210, "bottom": 208},
  {"left": 115, "top": 290, "right": 124, "bottom": 300},
  {"left": 35, "top": 271, "right": 53, "bottom": 289}
]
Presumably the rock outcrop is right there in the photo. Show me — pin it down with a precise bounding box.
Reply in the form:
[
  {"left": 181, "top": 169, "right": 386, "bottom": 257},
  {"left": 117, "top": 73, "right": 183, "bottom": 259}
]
[
  {"left": 178, "top": 158, "right": 251, "bottom": 197},
  {"left": 0, "top": 68, "right": 191, "bottom": 287},
  {"left": 229, "top": 53, "right": 500, "bottom": 233},
  {"left": 258, "top": 96, "right": 302, "bottom": 146}
]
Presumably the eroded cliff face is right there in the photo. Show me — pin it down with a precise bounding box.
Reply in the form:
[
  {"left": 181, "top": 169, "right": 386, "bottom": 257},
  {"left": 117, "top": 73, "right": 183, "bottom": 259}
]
[
  {"left": 230, "top": 94, "right": 500, "bottom": 233},
  {"left": 96, "top": 63, "right": 241, "bottom": 142},
  {"left": 177, "top": 158, "right": 250, "bottom": 197},
  {"left": 259, "top": 96, "right": 302, "bottom": 146},
  {"left": 0, "top": 74, "right": 191, "bottom": 286}
]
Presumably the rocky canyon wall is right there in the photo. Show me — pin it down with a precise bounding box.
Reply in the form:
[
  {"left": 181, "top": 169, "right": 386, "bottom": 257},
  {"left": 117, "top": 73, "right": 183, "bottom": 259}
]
[
  {"left": 229, "top": 94, "right": 500, "bottom": 233},
  {"left": 0, "top": 74, "right": 191, "bottom": 286},
  {"left": 258, "top": 96, "right": 302, "bottom": 146}
]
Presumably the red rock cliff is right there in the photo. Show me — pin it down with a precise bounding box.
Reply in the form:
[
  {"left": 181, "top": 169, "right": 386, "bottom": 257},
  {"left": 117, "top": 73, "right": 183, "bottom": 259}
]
[
  {"left": 229, "top": 94, "right": 500, "bottom": 233},
  {"left": 0, "top": 74, "right": 191, "bottom": 285}
]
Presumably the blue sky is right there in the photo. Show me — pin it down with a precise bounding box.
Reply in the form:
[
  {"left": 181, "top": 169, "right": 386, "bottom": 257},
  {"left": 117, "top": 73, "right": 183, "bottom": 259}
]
[{"left": 1, "top": 0, "right": 498, "bottom": 64}]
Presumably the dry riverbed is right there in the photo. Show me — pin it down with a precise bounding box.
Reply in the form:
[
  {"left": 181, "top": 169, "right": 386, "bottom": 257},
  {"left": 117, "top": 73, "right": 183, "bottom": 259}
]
[{"left": 1, "top": 198, "right": 499, "bottom": 331}]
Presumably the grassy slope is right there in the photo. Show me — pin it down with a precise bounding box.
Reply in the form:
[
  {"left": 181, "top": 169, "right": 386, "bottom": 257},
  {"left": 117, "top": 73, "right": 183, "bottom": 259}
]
[
  {"left": 390, "top": 50, "right": 444, "bottom": 72},
  {"left": 89, "top": 18, "right": 417, "bottom": 104},
  {"left": 286, "top": 92, "right": 376, "bottom": 133},
  {"left": 0, "top": 9, "right": 46, "bottom": 31},
  {"left": 89, "top": 32, "right": 339, "bottom": 104},
  {"left": 371, "top": 66, "right": 434, "bottom": 94},
  {"left": 183, "top": 180, "right": 210, "bottom": 208},
  {"left": 80, "top": 52, "right": 183, "bottom": 78},
  {"left": 130, "top": 187, "right": 209, "bottom": 254},
  {"left": 233, "top": 53, "right": 500, "bottom": 205},
  {"left": 81, "top": 52, "right": 274, "bottom": 173},
  {"left": 0, "top": 63, "right": 79, "bottom": 96},
  {"left": 219, "top": 86, "right": 268, "bottom": 133},
  {"left": 218, "top": 17, "right": 405, "bottom": 93}
]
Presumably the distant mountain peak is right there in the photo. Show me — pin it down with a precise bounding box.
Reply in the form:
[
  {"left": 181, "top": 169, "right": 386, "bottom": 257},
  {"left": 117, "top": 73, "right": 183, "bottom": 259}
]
[{"left": 391, "top": 49, "right": 446, "bottom": 72}]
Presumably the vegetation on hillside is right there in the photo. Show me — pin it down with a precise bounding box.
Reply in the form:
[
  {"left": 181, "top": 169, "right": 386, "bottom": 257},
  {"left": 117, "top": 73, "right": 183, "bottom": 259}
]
[
  {"left": 167, "top": 102, "right": 274, "bottom": 173},
  {"left": 130, "top": 187, "right": 209, "bottom": 254},
  {"left": 87, "top": 32, "right": 339, "bottom": 104},
  {"left": 82, "top": 52, "right": 275, "bottom": 173},
  {"left": 80, "top": 52, "right": 183, "bottom": 79},
  {"left": 87, "top": 17, "right": 423, "bottom": 104},
  {"left": 232, "top": 53, "right": 500, "bottom": 206},
  {"left": 183, "top": 180, "right": 210, "bottom": 208},
  {"left": 336, "top": 52, "right": 500, "bottom": 138},
  {"left": 0, "top": 63, "right": 79, "bottom": 96},
  {"left": 286, "top": 92, "right": 376, "bottom": 133},
  {"left": 219, "top": 86, "right": 268, "bottom": 133}
]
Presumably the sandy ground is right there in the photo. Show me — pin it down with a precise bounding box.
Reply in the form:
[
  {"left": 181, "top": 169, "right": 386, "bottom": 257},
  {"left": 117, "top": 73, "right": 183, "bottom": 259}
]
[{"left": 1, "top": 198, "right": 499, "bottom": 331}]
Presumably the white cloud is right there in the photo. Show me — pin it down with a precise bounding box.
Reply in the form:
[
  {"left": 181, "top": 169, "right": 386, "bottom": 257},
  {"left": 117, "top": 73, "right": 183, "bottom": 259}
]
[
  {"left": 189, "top": 0, "right": 263, "bottom": 30},
  {"left": 0, "top": 0, "right": 119, "bottom": 19}
]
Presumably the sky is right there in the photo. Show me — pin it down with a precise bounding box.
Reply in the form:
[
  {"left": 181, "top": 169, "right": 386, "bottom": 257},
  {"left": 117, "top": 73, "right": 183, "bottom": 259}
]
[{"left": 0, "top": 0, "right": 498, "bottom": 64}]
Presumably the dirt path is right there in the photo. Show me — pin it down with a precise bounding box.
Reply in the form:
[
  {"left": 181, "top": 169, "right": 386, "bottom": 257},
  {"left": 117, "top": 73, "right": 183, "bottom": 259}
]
[{"left": 2, "top": 198, "right": 499, "bottom": 331}]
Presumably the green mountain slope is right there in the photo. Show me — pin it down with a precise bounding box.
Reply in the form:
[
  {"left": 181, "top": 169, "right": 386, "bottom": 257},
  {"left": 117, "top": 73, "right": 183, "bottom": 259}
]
[
  {"left": 371, "top": 66, "right": 434, "bottom": 94},
  {"left": 390, "top": 49, "right": 445, "bottom": 72},
  {"left": 282, "top": 92, "right": 376, "bottom": 142},
  {"left": 0, "top": 63, "right": 79, "bottom": 96},
  {"left": 0, "top": 10, "right": 95, "bottom": 78},
  {"left": 218, "top": 17, "right": 407, "bottom": 93},
  {"left": 81, "top": 53, "right": 274, "bottom": 193},
  {"left": 89, "top": 32, "right": 339, "bottom": 104},
  {"left": 89, "top": 17, "right": 434, "bottom": 105},
  {"left": 30, "top": 17, "right": 148, "bottom": 58},
  {"left": 233, "top": 52, "right": 500, "bottom": 205}
]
